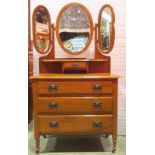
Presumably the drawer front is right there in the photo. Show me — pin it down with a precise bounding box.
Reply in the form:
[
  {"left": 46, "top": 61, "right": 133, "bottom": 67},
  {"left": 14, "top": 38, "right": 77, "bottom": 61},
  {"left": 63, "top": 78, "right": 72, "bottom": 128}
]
[
  {"left": 38, "top": 97, "right": 113, "bottom": 114},
  {"left": 63, "top": 62, "right": 87, "bottom": 70},
  {"left": 37, "top": 81, "right": 113, "bottom": 95},
  {"left": 39, "top": 115, "right": 113, "bottom": 135}
]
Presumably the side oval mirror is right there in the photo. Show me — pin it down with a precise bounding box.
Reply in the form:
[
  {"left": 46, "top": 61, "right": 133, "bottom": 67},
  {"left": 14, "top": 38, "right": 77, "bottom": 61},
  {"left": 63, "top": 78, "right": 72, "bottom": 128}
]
[{"left": 98, "top": 4, "right": 115, "bottom": 54}]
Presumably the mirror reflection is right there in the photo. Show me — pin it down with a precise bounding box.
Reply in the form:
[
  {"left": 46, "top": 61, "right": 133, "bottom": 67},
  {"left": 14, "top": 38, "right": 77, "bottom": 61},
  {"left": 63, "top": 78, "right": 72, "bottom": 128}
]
[
  {"left": 34, "top": 7, "right": 50, "bottom": 54},
  {"left": 59, "top": 6, "right": 90, "bottom": 53},
  {"left": 100, "top": 7, "right": 112, "bottom": 51}
]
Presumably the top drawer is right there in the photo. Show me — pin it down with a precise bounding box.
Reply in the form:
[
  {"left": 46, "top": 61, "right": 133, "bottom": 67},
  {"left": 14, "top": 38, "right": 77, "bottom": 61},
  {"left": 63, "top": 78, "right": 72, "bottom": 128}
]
[
  {"left": 63, "top": 62, "right": 87, "bottom": 70},
  {"left": 37, "top": 81, "right": 113, "bottom": 95}
]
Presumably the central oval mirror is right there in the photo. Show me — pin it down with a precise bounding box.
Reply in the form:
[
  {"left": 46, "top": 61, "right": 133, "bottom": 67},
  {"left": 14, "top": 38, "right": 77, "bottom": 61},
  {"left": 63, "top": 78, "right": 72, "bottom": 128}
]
[{"left": 56, "top": 3, "right": 93, "bottom": 55}]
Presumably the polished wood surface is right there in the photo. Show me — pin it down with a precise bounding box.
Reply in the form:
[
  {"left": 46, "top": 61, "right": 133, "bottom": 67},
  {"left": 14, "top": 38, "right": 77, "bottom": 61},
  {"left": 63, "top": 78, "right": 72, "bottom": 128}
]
[
  {"left": 28, "top": 0, "right": 31, "bottom": 51},
  {"left": 39, "top": 115, "right": 113, "bottom": 135},
  {"left": 37, "top": 81, "right": 113, "bottom": 95},
  {"left": 31, "top": 74, "right": 119, "bottom": 153},
  {"left": 28, "top": 0, "right": 33, "bottom": 124},
  {"left": 62, "top": 62, "right": 88, "bottom": 71},
  {"left": 38, "top": 96, "right": 113, "bottom": 114},
  {"left": 31, "top": 3, "right": 118, "bottom": 153},
  {"left": 39, "top": 59, "right": 111, "bottom": 74},
  {"left": 41, "top": 58, "right": 108, "bottom": 62},
  {"left": 30, "top": 73, "right": 119, "bottom": 80}
]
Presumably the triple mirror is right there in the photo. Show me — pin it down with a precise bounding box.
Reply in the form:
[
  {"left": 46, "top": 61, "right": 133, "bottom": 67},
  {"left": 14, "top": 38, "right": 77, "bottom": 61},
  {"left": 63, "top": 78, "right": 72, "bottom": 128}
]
[
  {"left": 32, "top": 3, "right": 115, "bottom": 55},
  {"left": 32, "top": 5, "right": 51, "bottom": 54}
]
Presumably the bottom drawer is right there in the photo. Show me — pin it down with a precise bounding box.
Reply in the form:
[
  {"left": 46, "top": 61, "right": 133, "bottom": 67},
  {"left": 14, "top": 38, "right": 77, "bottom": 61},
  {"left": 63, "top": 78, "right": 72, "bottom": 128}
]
[{"left": 39, "top": 115, "right": 113, "bottom": 135}]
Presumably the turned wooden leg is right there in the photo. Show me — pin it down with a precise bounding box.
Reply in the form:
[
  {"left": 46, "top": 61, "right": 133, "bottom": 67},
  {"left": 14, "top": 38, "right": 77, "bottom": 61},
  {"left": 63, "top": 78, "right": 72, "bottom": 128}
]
[
  {"left": 112, "top": 138, "right": 117, "bottom": 153},
  {"left": 35, "top": 137, "right": 40, "bottom": 154}
]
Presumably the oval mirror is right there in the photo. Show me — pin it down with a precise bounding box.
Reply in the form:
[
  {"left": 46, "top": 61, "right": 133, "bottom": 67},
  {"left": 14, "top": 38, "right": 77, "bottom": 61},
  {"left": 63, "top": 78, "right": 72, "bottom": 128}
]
[
  {"left": 98, "top": 5, "right": 115, "bottom": 54},
  {"left": 32, "top": 5, "right": 51, "bottom": 54},
  {"left": 56, "top": 3, "right": 93, "bottom": 55}
]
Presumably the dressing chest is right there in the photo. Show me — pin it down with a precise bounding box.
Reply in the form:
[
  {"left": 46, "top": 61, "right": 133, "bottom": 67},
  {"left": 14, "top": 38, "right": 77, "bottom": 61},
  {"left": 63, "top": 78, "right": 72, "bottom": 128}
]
[{"left": 30, "top": 3, "right": 119, "bottom": 153}]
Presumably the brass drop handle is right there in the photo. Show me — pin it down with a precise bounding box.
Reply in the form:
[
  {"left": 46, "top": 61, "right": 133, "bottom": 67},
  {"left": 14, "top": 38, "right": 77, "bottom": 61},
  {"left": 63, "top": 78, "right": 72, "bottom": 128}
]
[
  {"left": 48, "top": 85, "right": 57, "bottom": 92},
  {"left": 49, "top": 102, "right": 58, "bottom": 109},
  {"left": 93, "top": 102, "right": 102, "bottom": 108},
  {"left": 72, "top": 63, "right": 78, "bottom": 67},
  {"left": 49, "top": 121, "right": 58, "bottom": 128},
  {"left": 93, "top": 121, "right": 103, "bottom": 128},
  {"left": 93, "top": 84, "right": 102, "bottom": 91}
]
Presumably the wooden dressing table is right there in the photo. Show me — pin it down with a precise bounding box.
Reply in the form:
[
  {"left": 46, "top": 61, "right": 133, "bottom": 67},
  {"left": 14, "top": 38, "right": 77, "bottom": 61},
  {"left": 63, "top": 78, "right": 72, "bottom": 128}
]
[{"left": 31, "top": 3, "right": 119, "bottom": 153}]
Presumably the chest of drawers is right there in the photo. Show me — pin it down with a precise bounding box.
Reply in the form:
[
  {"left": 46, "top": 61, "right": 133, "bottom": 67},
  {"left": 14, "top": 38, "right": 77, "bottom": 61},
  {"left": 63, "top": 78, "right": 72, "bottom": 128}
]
[{"left": 31, "top": 73, "right": 119, "bottom": 153}]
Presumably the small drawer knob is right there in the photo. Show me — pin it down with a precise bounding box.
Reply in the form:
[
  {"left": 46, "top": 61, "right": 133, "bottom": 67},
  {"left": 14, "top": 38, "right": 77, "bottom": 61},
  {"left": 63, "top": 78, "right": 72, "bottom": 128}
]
[
  {"left": 93, "top": 84, "right": 102, "bottom": 91},
  {"left": 49, "top": 102, "right": 58, "bottom": 109},
  {"left": 93, "top": 102, "right": 102, "bottom": 108},
  {"left": 93, "top": 121, "right": 103, "bottom": 128},
  {"left": 48, "top": 85, "right": 57, "bottom": 92},
  {"left": 72, "top": 63, "right": 78, "bottom": 68},
  {"left": 49, "top": 121, "right": 58, "bottom": 128}
]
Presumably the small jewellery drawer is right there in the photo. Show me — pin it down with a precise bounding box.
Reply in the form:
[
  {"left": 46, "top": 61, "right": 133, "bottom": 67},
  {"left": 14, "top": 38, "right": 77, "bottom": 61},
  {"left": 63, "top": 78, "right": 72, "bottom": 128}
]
[
  {"left": 37, "top": 81, "right": 113, "bottom": 95},
  {"left": 38, "top": 97, "right": 113, "bottom": 114},
  {"left": 39, "top": 115, "right": 113, "bottom": 135},
  {"left": 62, "top": 62, "right": 87, "bottom": 70}
]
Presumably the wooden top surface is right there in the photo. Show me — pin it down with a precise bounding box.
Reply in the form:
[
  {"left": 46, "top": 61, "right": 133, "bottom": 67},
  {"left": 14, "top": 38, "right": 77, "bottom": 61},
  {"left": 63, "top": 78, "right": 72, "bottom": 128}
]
[
  {"left": 30, "top": 73, "right": 120, "bottom": 80},
  {"left": 41, "top": 58, "right": 108, "bottom": 62}
]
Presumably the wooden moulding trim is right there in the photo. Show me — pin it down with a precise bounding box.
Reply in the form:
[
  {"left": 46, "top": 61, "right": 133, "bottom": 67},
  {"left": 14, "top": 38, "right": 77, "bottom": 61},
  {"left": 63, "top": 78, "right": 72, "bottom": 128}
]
[
  {"left": 32, "top": 5, "right": 52, "bottom": 54},
  {"left": 30, "top": 73, "right": 120, "bottom": 80},
  {"left": 98, "top": 4, "right": 115, "bottom": 54},
  {"left": 41, "top": 59, "right": 109, "bottom": 62},
  {"left": 56, "top": 2, "right": 93, "bottom": 56}
]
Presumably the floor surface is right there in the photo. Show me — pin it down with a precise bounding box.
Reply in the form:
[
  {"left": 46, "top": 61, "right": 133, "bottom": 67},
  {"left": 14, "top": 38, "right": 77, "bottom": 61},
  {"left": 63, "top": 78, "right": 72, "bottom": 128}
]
[{"left": 28, "top": 121, "right": 126, "bottom": 155}]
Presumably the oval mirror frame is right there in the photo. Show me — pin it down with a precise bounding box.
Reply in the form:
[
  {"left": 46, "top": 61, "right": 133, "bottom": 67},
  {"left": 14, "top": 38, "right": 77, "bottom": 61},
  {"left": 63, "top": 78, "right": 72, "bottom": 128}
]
[
  {"left": 98, "top": 4, "right": 115, "bottom": 54},
  {"left": 32, "top": 5, "right": 51, "bottom": 54},
  {"left": 56, "top": 3, "right": 93, "bottom": 55}
]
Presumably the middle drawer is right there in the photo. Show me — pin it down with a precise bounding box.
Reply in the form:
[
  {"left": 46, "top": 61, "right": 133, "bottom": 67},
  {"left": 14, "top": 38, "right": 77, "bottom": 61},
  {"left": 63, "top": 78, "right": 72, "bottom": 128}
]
[{"left": 38, "top": 96, "right": 113, "bottom": 114}]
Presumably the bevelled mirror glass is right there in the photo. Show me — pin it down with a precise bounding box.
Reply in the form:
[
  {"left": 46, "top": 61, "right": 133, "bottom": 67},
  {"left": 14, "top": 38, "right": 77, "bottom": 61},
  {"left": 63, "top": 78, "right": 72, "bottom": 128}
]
[
  {"left": 98, "top": 5, "right": 115, "bottom": 54},
  {"left": 56, "top": 3, "right": 93, "bottom": 55},
  {"left": 32, "top": 5, "right": 51, "bottom": 54}
]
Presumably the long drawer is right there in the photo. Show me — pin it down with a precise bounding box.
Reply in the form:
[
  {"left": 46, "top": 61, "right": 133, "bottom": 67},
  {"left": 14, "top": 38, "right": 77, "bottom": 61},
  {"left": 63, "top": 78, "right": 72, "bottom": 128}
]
[
  {"left": 37, "top": 81, "right": 113, "bottom": 95},
  {"left": 38, "top": 96, "right": 113, "bottom": 114},
  {"left": 39, "top": 115, "right": 113, "bottom": 135}
]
